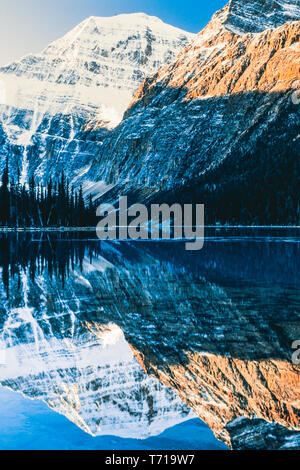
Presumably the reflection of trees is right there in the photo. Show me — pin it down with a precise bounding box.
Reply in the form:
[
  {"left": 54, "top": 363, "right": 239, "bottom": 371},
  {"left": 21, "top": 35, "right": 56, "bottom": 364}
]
[{"left": 0, "top": 232, "right": 101, "bottom": 298}]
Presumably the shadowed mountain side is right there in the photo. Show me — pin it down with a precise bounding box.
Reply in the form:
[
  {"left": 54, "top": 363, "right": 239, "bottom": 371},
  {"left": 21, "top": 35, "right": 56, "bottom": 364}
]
[
  {"left": 86, "top": 85, "right": 300, "bottom": 189},
  {"left": 0, "top": 108, "right": 110, "bottom": 184},
  {"left": 87, "top": 86, "right": 299, "bottom": 224},
  {"left": 225, "top": 417, "right": 300, "bottom": 450}
]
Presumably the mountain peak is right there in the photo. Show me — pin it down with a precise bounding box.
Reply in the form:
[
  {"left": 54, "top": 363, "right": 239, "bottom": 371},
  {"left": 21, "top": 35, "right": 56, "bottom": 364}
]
[
  {"left": 44, "top": 12, "right": 194, "bottom": 60},
  {"left": 71, "top": 12, "right": 190, "bottom": 36},
  {"left": 214, "top": 0, "right": 300, "bottom": 34},
  {"left": 87, "top": 12, "right": 163, "bottom": 22}
]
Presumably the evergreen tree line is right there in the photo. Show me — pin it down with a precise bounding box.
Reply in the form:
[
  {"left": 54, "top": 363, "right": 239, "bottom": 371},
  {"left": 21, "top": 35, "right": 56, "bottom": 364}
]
[
  {"left": 153, "top": 148, "right": 300, "bottom": 226},
  {"left": 0, "top": 159, "right": 98, "bottom": 227}
]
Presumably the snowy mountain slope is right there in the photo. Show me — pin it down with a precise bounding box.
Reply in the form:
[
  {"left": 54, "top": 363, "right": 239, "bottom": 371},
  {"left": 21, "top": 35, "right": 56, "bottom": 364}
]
[{"left": 0, "top": 13, "right": 194, "bottom": 183}]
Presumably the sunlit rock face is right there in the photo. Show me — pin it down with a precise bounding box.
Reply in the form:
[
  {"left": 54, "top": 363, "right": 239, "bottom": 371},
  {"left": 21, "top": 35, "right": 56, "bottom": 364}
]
[
  {"left": 0, "top": 235, "right": 299, "bottom": 449},
  {"left": 84, "top": 0, "right": 300, "bottom": 203},
  {"left": 0, "top": 14, "right": 194, "bottom": 183}
]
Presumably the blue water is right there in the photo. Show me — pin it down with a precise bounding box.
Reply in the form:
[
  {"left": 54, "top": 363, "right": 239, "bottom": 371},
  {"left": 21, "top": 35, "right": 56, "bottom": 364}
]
[
  {"left": 0, "top": 387, "right": 227, "bottom": 450},
  {"left": 0, "top": 228, "right": 298, "bottom": 450}
]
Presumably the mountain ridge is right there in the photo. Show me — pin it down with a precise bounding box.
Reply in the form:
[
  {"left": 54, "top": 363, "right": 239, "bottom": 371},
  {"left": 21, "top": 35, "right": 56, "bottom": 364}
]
[{"left": 215, "top": 0, "right": 300, "bottom": 34}]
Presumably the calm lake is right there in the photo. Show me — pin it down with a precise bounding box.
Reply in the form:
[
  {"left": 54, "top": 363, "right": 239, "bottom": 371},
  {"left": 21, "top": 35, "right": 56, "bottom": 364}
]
[{"left": 0, "top": 228, "right": 299, "bottom": 450}]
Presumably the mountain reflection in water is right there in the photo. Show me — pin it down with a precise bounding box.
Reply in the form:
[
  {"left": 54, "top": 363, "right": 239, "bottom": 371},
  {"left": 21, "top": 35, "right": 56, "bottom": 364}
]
[{"left": 0, "top": 229, "right": 299, "bottom": 450}]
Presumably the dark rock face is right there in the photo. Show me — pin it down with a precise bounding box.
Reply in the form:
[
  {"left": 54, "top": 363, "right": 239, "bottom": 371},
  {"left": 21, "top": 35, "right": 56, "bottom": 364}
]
[
  {"left": 226, "top": 417, "right": 300, "bottom": 450},
  {"left": 85, "top": 19, "right": 299, "bottom": 214}
]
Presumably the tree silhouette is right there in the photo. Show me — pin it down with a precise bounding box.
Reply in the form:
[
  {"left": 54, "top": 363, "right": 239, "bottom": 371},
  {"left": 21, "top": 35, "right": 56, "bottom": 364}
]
[{"left": 0, "top": 163, "right": 98, "bottom": 228}]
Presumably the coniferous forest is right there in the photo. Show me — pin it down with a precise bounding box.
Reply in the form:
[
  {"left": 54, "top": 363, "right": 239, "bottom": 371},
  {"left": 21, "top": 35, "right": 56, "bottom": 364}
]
[
  {"left": 152, "top": 148, "right": 300, "bottom": 226},
  {"left": 0, "top": 159, "right": 97, "bottom": 228}
]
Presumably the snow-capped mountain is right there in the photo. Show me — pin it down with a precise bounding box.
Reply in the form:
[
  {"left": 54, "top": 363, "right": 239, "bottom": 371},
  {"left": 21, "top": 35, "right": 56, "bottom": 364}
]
[
  {"left": 82, "top": 0, "right": 300, "bottom": 224},
  {"left": 0, "top": 13, "right": 194, "bottom": 184}
]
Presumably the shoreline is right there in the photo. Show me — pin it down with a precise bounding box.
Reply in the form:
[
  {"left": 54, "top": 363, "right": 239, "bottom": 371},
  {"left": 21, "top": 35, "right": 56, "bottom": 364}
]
[
  {"left": 0, "top": 225, "right": 299, "bottom": 233},
  {"left": 0, "top": 227, "right": 96, "bottom": 232}
]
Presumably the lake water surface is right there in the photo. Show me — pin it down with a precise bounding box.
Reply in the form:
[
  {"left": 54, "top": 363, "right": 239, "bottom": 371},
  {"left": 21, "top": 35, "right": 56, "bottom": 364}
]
[{"left": 0, "top": 228, "right": 299, "bottom": 450}]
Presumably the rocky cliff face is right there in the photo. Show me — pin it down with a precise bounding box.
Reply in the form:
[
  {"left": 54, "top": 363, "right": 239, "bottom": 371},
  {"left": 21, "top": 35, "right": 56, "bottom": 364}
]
[
  {"left": 0, "top": 235, "right": 299, "bottom": 449},
  {"left": 84, "top": 1, "right": 299, "bottom": 221},
  {"left": 0, "top": 14, "right": 193, "bottom": 184},
  {"left": 214, "top": 0, "right": 300, "bottom": 34}
]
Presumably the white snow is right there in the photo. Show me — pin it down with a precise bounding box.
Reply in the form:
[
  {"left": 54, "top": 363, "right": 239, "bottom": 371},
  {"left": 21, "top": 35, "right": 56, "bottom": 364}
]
[
  {"left": 0, "top": 13, "right": 194, "bottom": 171},
  {"left": 0, "top": 268, "right": 195, "bottom": 439}
]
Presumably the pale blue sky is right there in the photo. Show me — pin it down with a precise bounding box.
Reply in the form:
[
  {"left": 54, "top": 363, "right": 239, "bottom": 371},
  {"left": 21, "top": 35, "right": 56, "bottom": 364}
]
[{"left": 0, "top": 0, "right": 226, "bottom": 65}]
